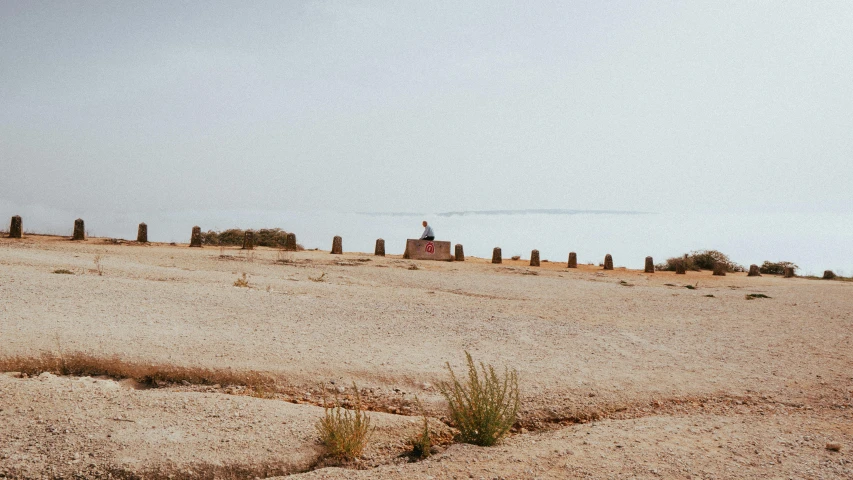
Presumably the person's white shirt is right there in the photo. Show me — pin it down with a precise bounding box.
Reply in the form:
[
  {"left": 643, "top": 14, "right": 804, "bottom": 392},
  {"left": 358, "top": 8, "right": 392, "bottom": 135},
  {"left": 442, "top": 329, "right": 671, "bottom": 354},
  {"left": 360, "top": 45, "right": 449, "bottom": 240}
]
[{"left": 420, "top": 225, "right": 435, "bottom": 239}]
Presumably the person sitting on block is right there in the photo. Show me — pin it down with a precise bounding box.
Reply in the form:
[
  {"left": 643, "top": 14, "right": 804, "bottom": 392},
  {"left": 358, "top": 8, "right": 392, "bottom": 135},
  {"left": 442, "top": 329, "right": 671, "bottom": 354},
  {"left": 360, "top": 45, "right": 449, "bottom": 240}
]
[{"left": 420, "top": 221, "right": 435, "bottom": 241}]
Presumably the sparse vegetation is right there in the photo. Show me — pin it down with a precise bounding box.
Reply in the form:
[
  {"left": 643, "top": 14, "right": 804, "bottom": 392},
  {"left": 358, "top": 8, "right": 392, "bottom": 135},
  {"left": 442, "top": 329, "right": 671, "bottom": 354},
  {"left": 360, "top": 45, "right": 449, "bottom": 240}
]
[
  {"left": 438, "top": 351, "right": 519, "bottom": 447},
  {"left": 93, "top": 255, "right": 104, "bottom": 276},
  {"left": 408, "top": 398, "right": 432, "bottom": 459},
  {"left": 52, "top": 269, "right": 73, "bottom": 275},
  {"left": 316, "top": 384, "right": 373, "bottom": 461},
  {"left": 0, "top": 351, "right": 276, "bottom": 390},
  {"left": 408, "top": 264, "right": 419, "bottom": 270},
  {"left": 758, "top": 260, "right": 798, "bottom": 275},
  {"left": 684, "top": 284, "right": 696, "bottom": 290},
  {"left": 309, "top": 272, "right": 326, "bottom": 282},
  {"left": 657, "top": 250, "right": 744, "bottom": 273},
  {"left": 233, "top": 273, "right": 250, "bottom": 287}
]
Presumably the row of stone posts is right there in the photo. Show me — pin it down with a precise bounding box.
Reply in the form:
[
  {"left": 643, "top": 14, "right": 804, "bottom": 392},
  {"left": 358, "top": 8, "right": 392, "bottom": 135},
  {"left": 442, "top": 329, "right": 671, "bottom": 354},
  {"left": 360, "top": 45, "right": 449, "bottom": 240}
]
[{"left": 0, "top": 216, "right": 832, "bottom": 279}]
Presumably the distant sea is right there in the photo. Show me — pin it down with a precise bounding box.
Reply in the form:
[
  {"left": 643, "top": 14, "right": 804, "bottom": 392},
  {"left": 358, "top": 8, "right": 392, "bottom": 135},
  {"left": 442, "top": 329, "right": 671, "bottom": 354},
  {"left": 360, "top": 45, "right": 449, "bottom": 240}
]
[{"left": 2, "top": 201, "right": 851, "bottom": 277}]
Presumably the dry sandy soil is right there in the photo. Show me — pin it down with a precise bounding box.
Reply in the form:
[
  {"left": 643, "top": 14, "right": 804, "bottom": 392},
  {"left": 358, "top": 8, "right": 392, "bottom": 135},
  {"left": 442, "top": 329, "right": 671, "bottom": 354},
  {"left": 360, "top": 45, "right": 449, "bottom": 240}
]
[{"left": 1, "top": 234, "right": 851, "bottom": 479}]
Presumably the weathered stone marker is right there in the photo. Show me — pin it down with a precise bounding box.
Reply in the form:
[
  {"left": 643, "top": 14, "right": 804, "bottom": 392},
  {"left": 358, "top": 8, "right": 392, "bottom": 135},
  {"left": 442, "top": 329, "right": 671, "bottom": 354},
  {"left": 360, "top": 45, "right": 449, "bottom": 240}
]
[
  {"left": 285, "top": 233, "right": 297, "bottom": 251},
  {"left": 492, "top": 247, "right": 502, "bottom": 264},
  {"left": 712, "top": 263, "right": 727, "bottom": 276},
  {"left": 747, "top": 264, "right": 761, "bottom": 277},
  {"left": 823, "top": 270, "right": 836, "bottom": 280},
  {"left": 375, "top": 238, "right": 385, "bottom": 256},
  {"left": 403, "top": 239, "right": 452, "bottom": 261},
  {"left": 189, "top": 226, "right": 202, "bottom": 247},
  {"left": 675, "top": 260, "right": 686, "bottom": 274},
  {"left": 331, "top": 236, "right": 342, "bottom": 254},
  {"left": 644, "top": 256, "right": 654, "bottom": 273},
  {"left": 9, "top": 215, "right": 22, "bottom": 238},
  {"left": 136, "top": 223, "right": 148, "bottom": 243},
  {"left": 455, "top": 244, "right": 464, "bottom": 262},
  {"left": 783, "top": 267, "right": 795, "bottom": 278},
  {"left": 242, "top": 230, "right": 254, "bottom": 250},
  {"left": 530, "top": 250, "right": 540, "bottom": 267},
  {"left": 72, "top": 219, "right": 85, "bottom": 241},
  {"left": 567, "top": 252, "right": 577, "bottom": 268},
  {"left": 603, "top": 254, "right": 613, "bottom": 270}
]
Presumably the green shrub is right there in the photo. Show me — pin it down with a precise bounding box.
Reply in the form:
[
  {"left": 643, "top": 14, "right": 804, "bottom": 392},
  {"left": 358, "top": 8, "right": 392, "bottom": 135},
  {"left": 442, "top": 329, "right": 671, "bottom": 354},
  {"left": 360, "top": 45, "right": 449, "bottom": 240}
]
[
  {"left": 408, "top": 414, "right": 432, "bottom": 459},
  {"left": 758, "top": 261, "right": 798, "bottom": 275},
  {"left": 438, "top": 352, "right": 519, "bottom": 447},
  {"left": 316, "top": 384, "right": 372, "bottom": 461}
]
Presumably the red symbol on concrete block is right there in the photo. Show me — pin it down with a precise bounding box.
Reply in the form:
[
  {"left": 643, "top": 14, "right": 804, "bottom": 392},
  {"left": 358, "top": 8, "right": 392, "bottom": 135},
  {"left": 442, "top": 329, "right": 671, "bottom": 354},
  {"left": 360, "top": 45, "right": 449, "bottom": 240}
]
[{"left": 425, "top": 241, "right": 435, "bottom": 254}]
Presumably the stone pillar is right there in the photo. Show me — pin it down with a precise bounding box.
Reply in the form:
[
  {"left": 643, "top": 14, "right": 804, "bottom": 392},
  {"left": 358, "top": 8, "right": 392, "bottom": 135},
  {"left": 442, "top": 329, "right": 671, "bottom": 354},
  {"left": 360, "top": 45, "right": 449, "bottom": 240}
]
[
  {"left": 455, "top": 244, "right": 464, "bottom": 262},
  {"left": 823, "top": 270, "right": 836, "bottom": 280},
  {"left": 285, "top": 233, "right": 297, "bottom": 251},
  {"left": 242, "top": 230, "right": 254, "bottom": 250},
  {"left": 530, "top": 250, "right": 540, "bottom": 267},
  {"left": 675, "top": 260, "right": 686, "bottom": 274},
  {"left": 713, "top": 263, "right": 727, "bottom": 276},
  {"left": 331, "top": 236, "right": 342, "bottom": 254},
  {"left": 783, "top": 267, "right": 795, "bottom": 278},
  {"left": 644, "top": 256, "right": 654, "bottom": 273},
  {"left": 375, "top": 238, "right": 385, "bottom": 256},
  {"left": 189, "top": 226, "right": 202, "bottom": 247},
  {"left": 9, "top": 216, "right": 22, "bottom": 238},
  {"left": 137, "top": 223, "right": 148, "bottom": 243},
  {"left": 72, "top": 219, "right": 85, "bottom": 241},
  {"left": 492, "top": 247, "right": 502, "bottom": 264},
  {"left": 567, "top": 252, "right": 577, "bottom": 268},
  {"left": 603, "top": 254, "right": 613, "bottom": 270},
  {"left": 747, "top": 264, "right": 761, "bottom": 276}
]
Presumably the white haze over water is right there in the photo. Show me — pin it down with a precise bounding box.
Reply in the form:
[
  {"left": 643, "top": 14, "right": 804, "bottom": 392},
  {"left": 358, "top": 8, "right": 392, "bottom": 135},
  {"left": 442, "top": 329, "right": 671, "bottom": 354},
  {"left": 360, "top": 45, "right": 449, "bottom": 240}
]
[{"left": 3, "top": 200, "right": 851, "bottom": 277}]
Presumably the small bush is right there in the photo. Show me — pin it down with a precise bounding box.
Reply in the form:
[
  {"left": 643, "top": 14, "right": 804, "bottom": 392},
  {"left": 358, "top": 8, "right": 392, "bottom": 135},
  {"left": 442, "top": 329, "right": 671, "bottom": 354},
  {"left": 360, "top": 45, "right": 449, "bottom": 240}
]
[
  {"left": 309, "top": 272, "right": 326, "bottom": 282},
  {"left": 316, "top": 384, "right": 373, "bottom": 461},
  {"left": 759, "top": 261, "right": 798, "bottom": 275},
  {"left": 745, "top": 293, "right": 771, "bottom": 299},
  {"left": 53, "top": 269, "right": 74, "bottom": 274},
  {"left": 657, "top": 250, "right": 743, "bottom": 272},
  {"left": 202, "top": 228, "right": 301, "bottom": 249},
  {"left": 438, "top": 351, "right": 519, "bottom": 447}
]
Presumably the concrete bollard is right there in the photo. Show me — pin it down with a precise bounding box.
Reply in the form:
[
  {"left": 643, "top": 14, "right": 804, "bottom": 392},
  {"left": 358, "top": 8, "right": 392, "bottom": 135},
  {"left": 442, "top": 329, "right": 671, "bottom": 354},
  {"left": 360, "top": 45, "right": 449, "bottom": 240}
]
[
  {"left": 375, "top": 238, "right": 385, "bottom": 256},
  {"left": 331, "top": 236, "right": 342, "bottom": 254},
  {"left": 675, "top": 260, "right": 686, "bottom": 274},
  {"left": 9, "top": 215, "right": 22, "bottom": 238},
  {"left": 823, "top": 270, "right": 836, "bottom": 280},
  {"left": 747, "top": 264, "right": 761, "bottom": 277},
  {"left": 242, "top": 230, "right": 254, "bottom": 250},
  {"left": 530, "top": 249, "right": 540, "bottom": 267},
  {"left": 72, "top": 219, "right": 85, "bottom": 241},
  {"left": 644, "top": 256, "right": 654, "bottom": 273},
  {"left": 189, "top": 226, "right": 202, "bottom": 247},
  {"left": 137, "top": 223, "right": 148, "bottom": 243},
  {"left": 603, "top": 254, "right": 613, "bottom": 270},
  {"left": 285, "top": 233, "right": 297, "bottom": 251},
  {"left": 783, "top": 267, "right": 795, "bottom": 278},
  {"left": 492, "top": 247, "right": 502, "bottom": 264},
  {"left": 455, "top": 244, "right": 464, "bottom": 262},
  {"left": 713, "top": 263, "right": 727, "bottom": 276},
  {"left": 567, "top": 252, "right": 577, "bottom": 268}
]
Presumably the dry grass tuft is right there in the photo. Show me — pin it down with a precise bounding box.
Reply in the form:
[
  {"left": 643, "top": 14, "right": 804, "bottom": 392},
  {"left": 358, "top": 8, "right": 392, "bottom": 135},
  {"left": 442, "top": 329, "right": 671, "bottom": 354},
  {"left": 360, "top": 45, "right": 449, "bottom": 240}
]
[
  {"left": 439, "top": 351, "right": 519, "bottom": 447},
  {"left": 52, "top": 269, "right": 74, "bottom": 274},
  {"left": 233, "top": 272, "right": 250, "bottom": 287},
  {"left": 407, "top": 397, "right": 433, "bottom": 459},
  {"left": 316, "top": 384, "right": 373, "bottom": 461},
  {"left": 0, "top": 352, "right": 276, "bottom": 391},
  {"left": 309, "top": 272, "right": 326, "bottom": 282}
]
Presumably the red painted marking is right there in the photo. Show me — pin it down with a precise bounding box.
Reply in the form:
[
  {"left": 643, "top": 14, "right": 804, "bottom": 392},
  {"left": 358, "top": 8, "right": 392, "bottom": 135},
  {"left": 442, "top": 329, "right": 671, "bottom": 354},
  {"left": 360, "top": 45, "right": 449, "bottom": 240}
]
[{"left": 425, "top": 242, "right": 435, "bottom": 254}]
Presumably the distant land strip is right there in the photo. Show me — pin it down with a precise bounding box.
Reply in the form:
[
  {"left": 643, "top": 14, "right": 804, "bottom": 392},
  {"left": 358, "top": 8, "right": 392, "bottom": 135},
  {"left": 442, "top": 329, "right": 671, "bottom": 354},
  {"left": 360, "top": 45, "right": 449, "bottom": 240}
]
[{"left": 359, "top": 209, "right": 655, "bottom": 217}]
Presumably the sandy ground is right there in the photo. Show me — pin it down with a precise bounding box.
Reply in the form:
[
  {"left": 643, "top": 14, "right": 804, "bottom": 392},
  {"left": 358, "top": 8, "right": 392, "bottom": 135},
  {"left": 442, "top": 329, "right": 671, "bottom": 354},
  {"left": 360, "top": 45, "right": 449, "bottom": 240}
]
[{"left": 1, "top": 234, "right": 851, "bottom": 478}]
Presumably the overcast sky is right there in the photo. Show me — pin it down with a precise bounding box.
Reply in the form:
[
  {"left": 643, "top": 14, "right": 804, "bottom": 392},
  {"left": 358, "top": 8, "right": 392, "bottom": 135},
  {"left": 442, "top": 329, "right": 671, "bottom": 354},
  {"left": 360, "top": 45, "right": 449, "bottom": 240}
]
[{"left": 2, "top": 1, "right": 851, "bottom": 215}]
